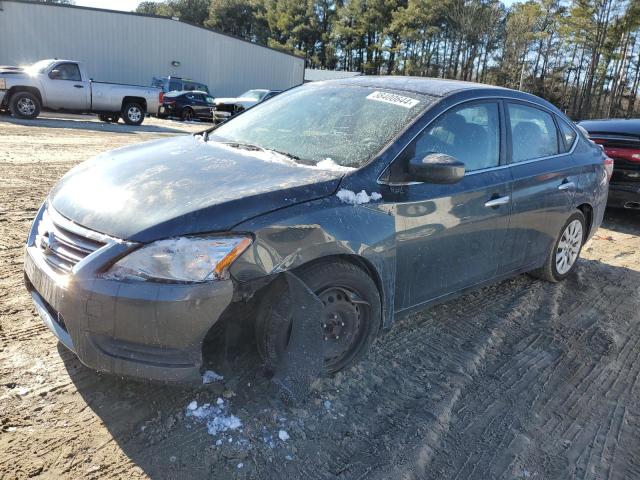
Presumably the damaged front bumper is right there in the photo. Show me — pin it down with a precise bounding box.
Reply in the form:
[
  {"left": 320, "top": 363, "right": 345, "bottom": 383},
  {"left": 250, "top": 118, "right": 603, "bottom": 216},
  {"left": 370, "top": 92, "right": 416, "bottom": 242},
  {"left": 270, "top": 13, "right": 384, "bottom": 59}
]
[{"left": 23, "top": 205, "right": 234, "bottom": 383}]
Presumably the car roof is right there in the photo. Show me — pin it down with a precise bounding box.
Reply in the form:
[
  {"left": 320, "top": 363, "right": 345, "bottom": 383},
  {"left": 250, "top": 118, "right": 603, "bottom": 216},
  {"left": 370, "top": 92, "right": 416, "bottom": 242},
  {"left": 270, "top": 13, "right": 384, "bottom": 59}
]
[
  {"left": 326, "top": 75, "right": 507, "bottom": 97},
  {"left": 578, "top": 118, "right": 640, "bottom": 135}
]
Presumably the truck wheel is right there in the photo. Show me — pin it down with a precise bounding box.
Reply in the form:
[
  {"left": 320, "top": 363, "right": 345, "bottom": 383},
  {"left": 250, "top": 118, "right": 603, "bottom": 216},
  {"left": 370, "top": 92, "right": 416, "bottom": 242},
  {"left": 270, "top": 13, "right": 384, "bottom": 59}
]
[
  {"left": 181, "top": 107, "right": 194, "bottom": 121},
  {"left": 255, "top": 260, "right": 381, "bottom": 374},
  {"left": 10, "top": 92, "right": 41, "bottom": 119},
  {"left": 122, "top": 102, "right": 144, "bottom": 126}
]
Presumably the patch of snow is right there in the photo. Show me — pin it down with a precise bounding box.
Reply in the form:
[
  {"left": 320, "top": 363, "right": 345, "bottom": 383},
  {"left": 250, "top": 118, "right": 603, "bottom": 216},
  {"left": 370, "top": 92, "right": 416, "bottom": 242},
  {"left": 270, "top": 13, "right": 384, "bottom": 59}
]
[
  {"left": 278, "top": 430, "right": 290, "bottom": 441},
  {"left": 185, "top": 398, "right": 242, "bottom": 437},
  {"left": 336, "top": 189, "right": 383, "bottom": 205},
  {"left": 315, "top": 158, "right": 356, "bottom": 172},
  {"left": 237, "top": 463, "right": 244, "bottom": 469},
  {"left": 285, "top": 455, "right": 293, "bottom": 461},
  {"left": 323, "top": 400, "right": 332, "bottom": 410},
  {"left": 202, "top": 370, "right": 224, "bottom": 384},
  {"left": 215, "top": 439, "right": 223, "bottom": 446}
]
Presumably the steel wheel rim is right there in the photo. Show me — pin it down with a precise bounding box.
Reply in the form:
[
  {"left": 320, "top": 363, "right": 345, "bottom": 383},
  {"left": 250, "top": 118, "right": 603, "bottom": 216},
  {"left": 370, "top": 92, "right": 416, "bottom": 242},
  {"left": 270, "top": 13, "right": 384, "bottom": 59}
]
[
  {"left": 556, "top": 219, "right": 583, "bottom": 274},
  {"left": 184, "top": 110, "right": 193, "bottom": 120},
  {"left": 127, "top": 106, "right": 141, "bottom": 122},
  {"left": 318, "top": 286, "right": 367, "bottom": 368},
  {"left": 17, "top": 98, "right": 35, "bottom": 115}
]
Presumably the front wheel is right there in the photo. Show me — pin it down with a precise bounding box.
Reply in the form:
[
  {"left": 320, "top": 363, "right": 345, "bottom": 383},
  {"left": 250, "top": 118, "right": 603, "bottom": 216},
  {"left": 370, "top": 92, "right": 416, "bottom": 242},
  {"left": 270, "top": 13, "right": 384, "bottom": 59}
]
[
  {"left": 531, "top": 210, "right": 586, "bottom": 282},
  {"left": 9, "top": 91, "right": 41, "bottom": 119},
  {"left": 256, "top": 260, "right": 381, "bottom": 373},
  {"left": 122, "top": 102, "right": 145, "bottom": 126}
]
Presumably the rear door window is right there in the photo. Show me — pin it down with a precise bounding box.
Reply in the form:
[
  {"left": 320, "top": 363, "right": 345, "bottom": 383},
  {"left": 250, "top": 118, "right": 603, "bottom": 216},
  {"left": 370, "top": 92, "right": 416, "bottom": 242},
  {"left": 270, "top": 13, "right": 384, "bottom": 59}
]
[{"left": 508, "top": 103, "right": 559, "bottom": 162}]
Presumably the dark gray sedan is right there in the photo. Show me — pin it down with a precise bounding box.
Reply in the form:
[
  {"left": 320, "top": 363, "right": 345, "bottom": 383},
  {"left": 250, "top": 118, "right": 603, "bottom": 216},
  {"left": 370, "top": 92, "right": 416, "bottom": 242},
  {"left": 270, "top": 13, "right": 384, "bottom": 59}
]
[{"left": 24, "top": 77, "right": 610, "bottom": 382}]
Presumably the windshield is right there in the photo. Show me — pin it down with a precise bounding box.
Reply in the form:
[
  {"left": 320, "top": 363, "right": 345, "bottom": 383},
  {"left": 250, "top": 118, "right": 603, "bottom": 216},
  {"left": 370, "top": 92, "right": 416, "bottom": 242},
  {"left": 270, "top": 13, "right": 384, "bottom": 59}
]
[
  {"left": 240, "top": 90, "right": 267, "bottom": 101},
  {"left": 210, "top": 84, "right": 432, "bottom": 168}
]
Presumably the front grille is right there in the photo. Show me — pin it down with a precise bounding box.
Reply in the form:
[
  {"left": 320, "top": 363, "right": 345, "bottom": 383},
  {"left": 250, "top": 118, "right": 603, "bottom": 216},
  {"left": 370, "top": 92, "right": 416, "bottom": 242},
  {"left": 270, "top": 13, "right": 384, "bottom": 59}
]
[
  {"left": 215, "top": 103, "right": 236, "bottom": 113},
  {"left": 35, "top": 208, "right": 106, "bottom": 274}
]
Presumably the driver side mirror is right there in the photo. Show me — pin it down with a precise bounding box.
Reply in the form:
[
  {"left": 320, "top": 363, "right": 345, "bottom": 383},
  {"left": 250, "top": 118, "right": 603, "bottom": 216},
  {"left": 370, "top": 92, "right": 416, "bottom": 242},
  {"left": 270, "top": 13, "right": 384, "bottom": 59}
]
[
  {"left": 49, "top": 69, "right": 61, "bottom": 79},
  {"left": 409, "top": 153, "right": 465, "bottom": 184}
]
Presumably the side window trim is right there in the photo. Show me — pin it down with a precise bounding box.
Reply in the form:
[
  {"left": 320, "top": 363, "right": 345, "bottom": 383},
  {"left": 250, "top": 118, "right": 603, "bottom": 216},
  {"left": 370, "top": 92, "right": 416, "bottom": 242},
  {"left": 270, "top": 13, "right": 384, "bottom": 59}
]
[{"left": 52, "top": 62, "right": 82, "bottom": 81}]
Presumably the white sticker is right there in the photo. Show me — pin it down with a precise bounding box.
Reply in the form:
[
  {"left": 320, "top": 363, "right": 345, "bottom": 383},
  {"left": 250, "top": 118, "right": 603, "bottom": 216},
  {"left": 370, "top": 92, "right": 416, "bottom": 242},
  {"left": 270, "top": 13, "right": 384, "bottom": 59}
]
[{"left": 366, "top": 91, "right": 420, "bottom": 109}]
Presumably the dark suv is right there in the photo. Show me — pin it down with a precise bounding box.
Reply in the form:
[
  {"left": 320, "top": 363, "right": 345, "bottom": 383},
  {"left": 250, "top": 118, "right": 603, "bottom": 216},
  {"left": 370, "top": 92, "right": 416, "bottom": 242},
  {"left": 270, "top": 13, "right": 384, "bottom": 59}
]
[
  {"left": 151, "top": 76, "right": 210, "bottom": 95},
  {"left": 157, "top": 90, "right": 215, "bottom": 121}
]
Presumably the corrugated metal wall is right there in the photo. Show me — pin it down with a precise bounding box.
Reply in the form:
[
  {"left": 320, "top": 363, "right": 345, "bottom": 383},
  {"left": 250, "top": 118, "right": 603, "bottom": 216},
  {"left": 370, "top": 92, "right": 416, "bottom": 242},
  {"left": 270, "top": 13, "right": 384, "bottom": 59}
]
[{"left": 0, "top": 0, "right": 304, "bottom": 97}]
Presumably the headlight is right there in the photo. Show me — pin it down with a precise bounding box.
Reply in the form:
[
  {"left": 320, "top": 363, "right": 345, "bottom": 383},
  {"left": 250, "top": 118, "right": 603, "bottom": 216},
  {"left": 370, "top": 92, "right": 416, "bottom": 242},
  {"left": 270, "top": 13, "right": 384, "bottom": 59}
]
[{"left": 105, "top": 236, "right": 252, "bottom": 282}]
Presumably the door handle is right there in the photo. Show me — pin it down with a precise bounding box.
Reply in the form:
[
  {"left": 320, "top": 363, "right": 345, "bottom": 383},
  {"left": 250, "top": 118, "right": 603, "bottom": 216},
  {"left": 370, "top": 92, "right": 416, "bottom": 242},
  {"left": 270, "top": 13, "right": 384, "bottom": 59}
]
[
  {"left": 558, "top": 181, "right": 575, "bottom": 191},
  {"left": 74, "top": 84, "right": 84, "bottom": 88},
  {"left": 484, "top": 195, "right": 510, "bottom": 208}
]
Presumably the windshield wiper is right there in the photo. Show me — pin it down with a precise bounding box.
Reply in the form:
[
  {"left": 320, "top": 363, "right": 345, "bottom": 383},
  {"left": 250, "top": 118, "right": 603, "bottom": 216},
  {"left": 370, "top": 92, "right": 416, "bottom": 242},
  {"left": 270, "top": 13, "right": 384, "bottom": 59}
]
[{"left": 221, "top": 142, "right": 303, "bottom": 162}]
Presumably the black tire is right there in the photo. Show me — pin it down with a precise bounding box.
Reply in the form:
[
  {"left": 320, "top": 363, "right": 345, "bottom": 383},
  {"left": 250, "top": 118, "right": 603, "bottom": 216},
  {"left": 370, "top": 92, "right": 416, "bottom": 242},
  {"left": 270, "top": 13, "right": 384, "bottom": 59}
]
[
  {"left": 530, "top": 210, "right": 586, "bottom": 283},
  {"left": 122, "top": 102, "right": 145, "bottom": 126},
  {"left": 9, "top": 91, "right": 41, "bottom": 119},
  {"left": 181, "top": 107, "right": 194, "bottom": 121},
  {"left": 256, "top": 260, "right": 381, "bottom": 374}
]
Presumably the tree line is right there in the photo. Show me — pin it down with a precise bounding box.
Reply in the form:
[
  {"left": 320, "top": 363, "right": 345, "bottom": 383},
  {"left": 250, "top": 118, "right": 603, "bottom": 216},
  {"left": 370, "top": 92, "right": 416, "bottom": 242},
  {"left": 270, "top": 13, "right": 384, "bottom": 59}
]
[{"left": 132, "top": 0, "right": 640, "bottom": 119}]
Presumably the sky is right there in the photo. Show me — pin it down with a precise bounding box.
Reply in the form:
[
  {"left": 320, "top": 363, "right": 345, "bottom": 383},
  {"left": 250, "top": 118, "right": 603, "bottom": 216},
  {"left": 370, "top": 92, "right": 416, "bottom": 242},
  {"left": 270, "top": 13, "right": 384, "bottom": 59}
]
[{"left": 74, "top": 0, "right": 518, "bottom": 13}]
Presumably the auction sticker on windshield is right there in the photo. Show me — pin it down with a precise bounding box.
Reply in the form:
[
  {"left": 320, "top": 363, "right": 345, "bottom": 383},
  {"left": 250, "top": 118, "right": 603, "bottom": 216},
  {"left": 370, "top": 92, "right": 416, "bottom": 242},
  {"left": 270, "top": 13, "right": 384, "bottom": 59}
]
[{"left": 366, "top": 91, "right": 420, "bottom": 109}]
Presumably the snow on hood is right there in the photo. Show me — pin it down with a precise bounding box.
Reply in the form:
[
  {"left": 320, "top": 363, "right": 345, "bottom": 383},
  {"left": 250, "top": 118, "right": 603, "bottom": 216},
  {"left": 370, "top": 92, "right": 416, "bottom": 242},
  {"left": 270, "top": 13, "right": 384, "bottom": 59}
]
[
  {"left": 214, "top": 97, "right": 259, "bottom": 105},
  {"left": 49, "top": 135, "right": 345, "bottom": 242}
]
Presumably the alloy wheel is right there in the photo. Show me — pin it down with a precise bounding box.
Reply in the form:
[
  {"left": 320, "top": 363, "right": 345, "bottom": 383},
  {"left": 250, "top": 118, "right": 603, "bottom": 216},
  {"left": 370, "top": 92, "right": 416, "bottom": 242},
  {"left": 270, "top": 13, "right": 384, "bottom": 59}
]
[
  {"left": 556, "top": 219, "right": 583, "bottom": 275},
  {"left": 17, "top": 98, "right": 36, "bottom": 116},
  {"left": 127, "top": 106, "right": 142, "bottom": 123}
]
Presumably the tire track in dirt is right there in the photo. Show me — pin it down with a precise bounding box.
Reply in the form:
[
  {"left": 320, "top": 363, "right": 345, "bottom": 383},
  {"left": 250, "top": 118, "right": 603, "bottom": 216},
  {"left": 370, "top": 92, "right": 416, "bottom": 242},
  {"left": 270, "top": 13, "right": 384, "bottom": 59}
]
[{"left": 426, "top": 258, "right": 640, "bottom": 480}]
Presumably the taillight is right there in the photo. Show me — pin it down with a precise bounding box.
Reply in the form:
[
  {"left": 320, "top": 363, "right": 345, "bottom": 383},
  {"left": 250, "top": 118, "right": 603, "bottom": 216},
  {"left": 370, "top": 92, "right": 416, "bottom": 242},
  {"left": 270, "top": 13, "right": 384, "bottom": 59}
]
[
  {"left": 159, "top": 91, "right": 164, "bottom": 103},
  {"left": 603, "top": 146, "right": 640, "bottom": 163},
  {"left": 604, "top": 157, "right": 614, "bottom": 181}
]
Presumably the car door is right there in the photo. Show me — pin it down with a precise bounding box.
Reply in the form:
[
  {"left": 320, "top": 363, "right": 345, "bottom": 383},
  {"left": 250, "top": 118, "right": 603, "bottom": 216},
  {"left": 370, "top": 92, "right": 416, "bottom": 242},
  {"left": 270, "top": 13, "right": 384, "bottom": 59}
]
[
  {"left": 385, "top": 100, "right": 512, "bottom": 310},
  {"left": 499, "top": 101, "right": 580, "bottom": 273},
  {"left": 192, "top": 93, "right": 210, "bottom": 118},
  {"left": 45, "top": 62, "right": 88, "bottom": 110}
]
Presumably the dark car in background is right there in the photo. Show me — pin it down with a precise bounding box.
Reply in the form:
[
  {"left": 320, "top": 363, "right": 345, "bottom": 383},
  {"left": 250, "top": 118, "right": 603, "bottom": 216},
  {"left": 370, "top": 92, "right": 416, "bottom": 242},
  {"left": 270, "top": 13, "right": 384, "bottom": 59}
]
[
  {"left": 157, "top": 90, "right": 215, "bottom": 121},
  {"left": 578, "top": 119, "right": 640, "bottom": 210},
  {"left": 24, "top": 77, "right": 609, "bottom": 383},
  {"left": 212, "top": 89, "right": 281, "bottom": 123},
  {"left": 151, "top": 75, "right": 210, "bottom": 95}
]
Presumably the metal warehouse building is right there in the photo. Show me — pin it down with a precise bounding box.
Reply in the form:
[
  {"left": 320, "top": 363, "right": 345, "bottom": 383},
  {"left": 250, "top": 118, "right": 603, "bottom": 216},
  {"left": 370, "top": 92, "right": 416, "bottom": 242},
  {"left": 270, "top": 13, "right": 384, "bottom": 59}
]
[{"left": 0, "top": 0, "right": 304, "bottom": 97}]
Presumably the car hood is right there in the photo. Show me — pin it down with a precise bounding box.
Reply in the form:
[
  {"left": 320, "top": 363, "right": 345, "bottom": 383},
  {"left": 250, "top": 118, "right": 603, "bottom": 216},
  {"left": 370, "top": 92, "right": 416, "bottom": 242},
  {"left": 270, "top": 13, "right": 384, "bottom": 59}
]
[
  {"left": 214, "top": 97, "right": 257, "bottom": 105},
  {"left": 49, "top": 135, "right": 343, "bottom": 242}
]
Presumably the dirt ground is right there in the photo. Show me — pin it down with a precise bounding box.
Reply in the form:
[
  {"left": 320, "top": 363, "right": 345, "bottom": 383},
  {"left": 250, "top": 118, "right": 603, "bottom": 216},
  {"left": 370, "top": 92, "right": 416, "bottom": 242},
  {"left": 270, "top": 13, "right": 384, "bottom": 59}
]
[{"left": 1, "top": 112, "right": 639, "bottom": 480}]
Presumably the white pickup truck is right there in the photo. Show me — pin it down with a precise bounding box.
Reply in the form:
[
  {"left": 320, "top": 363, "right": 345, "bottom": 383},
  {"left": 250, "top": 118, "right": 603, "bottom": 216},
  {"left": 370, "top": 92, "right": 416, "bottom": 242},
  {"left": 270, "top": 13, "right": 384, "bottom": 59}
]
[{"left": 0, "top": 59, "right": 161, "bottom": 125}]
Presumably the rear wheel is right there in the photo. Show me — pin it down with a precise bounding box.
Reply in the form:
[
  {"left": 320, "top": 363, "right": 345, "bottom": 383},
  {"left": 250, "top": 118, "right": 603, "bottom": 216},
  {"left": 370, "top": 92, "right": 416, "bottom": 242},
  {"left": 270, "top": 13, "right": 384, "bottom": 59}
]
[
  {"left": 181, "top": 107, "right": 194, "bottom": 121},
  {"left": 9, "top": 91, "right": 41, "bottom": 119},
  {"left": 256, "top": 260, "right": 381, "bottom": 373},
  {"left": 122, "top": 102, "right": 145, "bottom": 125},
  {"left": 530, "top": 210, "right": 586, "bottom": 282}
]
